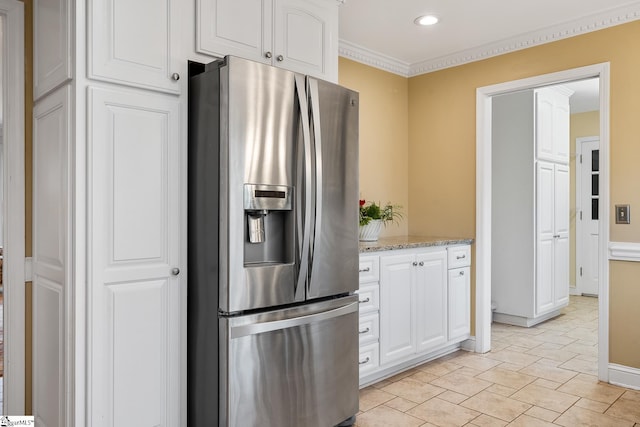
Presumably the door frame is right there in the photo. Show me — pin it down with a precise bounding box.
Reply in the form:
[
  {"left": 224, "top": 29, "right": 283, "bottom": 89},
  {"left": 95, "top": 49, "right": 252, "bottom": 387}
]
[
  {"left": 575, "top": 135, "right": 600, "bottom": 296},
  {"left": 475, "top": 63, "right": 610, "bottom": 381},
  {"left": 0, "top": 0, "right": 26, "bottom": 414}
]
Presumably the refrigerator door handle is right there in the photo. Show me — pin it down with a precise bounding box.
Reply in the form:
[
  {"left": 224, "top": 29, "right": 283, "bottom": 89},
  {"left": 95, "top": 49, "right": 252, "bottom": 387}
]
[
  {"left": 308, "top": 78, "right": 323, "bottom": 286},
  {"left": 229, "top": 301, "right": 358, "bottom": 338},
  {"left": 294, "top": 74, "right": 312, "bottom": 301}
]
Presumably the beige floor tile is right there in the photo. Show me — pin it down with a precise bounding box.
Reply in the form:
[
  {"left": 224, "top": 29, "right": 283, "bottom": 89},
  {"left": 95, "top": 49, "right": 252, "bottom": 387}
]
[
  {"left": 417, "top": 360, "right": 462, "bottom": 377},
  {"left": 484, "top": 350, "right": 541, "bottom": 367},
  {"left": 518, "top": 361, "right": 577, "bottom": 384},
  {"left": 485, "top": 383, "right": 518, "bottom": 397},
  {"left": 455, "top": 366, "right": 484, "bottom": 377},
  {"left": 554, "top": 406, "right": 635, "bottom": 427},
  {"left": 533, "top": 331, "right": 577, "bottom": 346},
  {"left": 371, "top": 379, "right": 393, "bottom": 389},
  {"left": 530, "top": 378, "right": 562, "bottom": 390},
  {"left": 557, "top": 374, "right": 625, "bottom": 404},
  {"left": 565, "top": 327, "right": 599, "bottom": 343},
  {"left": 380, "top": 377, "right": 446, "bottom": 404},
  {"left": 558, "top": 357, "right": 597, "bottom": 375},
  {"left": 467, "top": 413, "right": 508, "bottom": 427},
  {"left": 496, "top": 362, "right": 525, "bottom": 372},
  {"left": 430, "top": 371, "right": 492, "bottom": 397},
  {"left": 354, "top": 404, "right": 425, "bottom": 427},
  {"left": 406, "top": 397, "right": 480, "bottom": 426},
  {"left": 476, "top": 367, "right": 536, "bottom": 390},
  {"left": 510, "top": 383, "right": 579, "bottom": 413},
  {"left": 359, "top": 387, "right": 396, "bottom": 411},
  {"left": 498, "top": 335, "right": 544, "bottom": 350},
  {"left": 460, "top": 390, "right": 531, "bottom": 422},
  {"left": 385, "top": 367, "right": 420, "bottom": 383},
  {"left": 408, "top": 370, "right": 440, "bottom": 384},
  {"left": 524, "top": 406, "right": 560, "bottom": 423},
  {"left": 620, "top": 389, "right": 640, "bottom": 403},
  {"left": 452, "top": 354, "right": 502, "bottom": 372},
  {"left": 384, "top": 396, "right": 418, "bottom": 412},
  {"left": 604, "top": 392, "right": 640, "bottom": 424},
  {"left": 508, "top": 414, "right": 556, "bottom": 426},
  {"left": 525, "top": 346, "right": 579, "bottom": 363},
  {"left": 574, "top": 397, "right": 611, "bottom": 413},
  {"left": 437, "top": 390, "right": 468, "bottom": 404}
]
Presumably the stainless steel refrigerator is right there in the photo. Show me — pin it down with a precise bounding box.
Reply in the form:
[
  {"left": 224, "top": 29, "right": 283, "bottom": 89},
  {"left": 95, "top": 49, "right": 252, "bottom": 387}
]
[{"left": 188, "top": 56, "right": 360, "bottom": 427}]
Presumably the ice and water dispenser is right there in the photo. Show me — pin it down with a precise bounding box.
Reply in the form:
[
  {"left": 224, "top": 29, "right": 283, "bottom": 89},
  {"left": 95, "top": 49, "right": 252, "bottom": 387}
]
[{"left": 243, "top": 184, "right": 294, "bottom": 266}]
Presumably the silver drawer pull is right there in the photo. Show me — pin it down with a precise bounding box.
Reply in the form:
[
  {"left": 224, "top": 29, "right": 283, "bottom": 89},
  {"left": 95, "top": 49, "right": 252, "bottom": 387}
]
[
  {"left": 459, "top": 271, "right": 465, "bottom": 276},
  {"left": 359, "top": 357, "right": 370, "bottom": 365},
  {"left": 456, "top": 254, "right": 466, "bottom": 259},
  {"left": 359, "top": 327, "right": 370, "bottom": 335},
  {"left": 359, "top": 297, "right": 370, "bottom": 304},
  {"left": 412, "top": 261, "right": 418, "bottom": 266},
  {"left": 359, "top": 267, "right": 370, "bottom": 273},
  {"left": 419, "top": 261, "right": 424, "bottom": 266}
]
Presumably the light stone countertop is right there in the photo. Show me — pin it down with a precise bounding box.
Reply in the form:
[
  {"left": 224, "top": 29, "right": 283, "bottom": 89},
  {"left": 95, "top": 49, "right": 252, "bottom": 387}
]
[{"left": 359, "top": 235, "right": 474, "bottom": 253}]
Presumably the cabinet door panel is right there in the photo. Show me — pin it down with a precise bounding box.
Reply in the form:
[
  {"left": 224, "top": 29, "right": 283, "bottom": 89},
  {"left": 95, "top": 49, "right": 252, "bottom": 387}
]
[
  {"left": 380, "top": 255, "right": 414, "bottom": 364},
  {"left": 89, "top": 0, "right": 181, "bottom": 93},
  {"left": 554, "top": 236, "right": 570, "bottom": 307},
  {"left": 535, "top": 89, "right": 554, "bottom": 161},
  {"left": 197, "top": 0, "right": 272, "bottom": 63},
  {"left": 89, "top": 88, "right": 181, "bottom": 426},
  {"left": 415, "top": 251, "right": 447, "bottom": 352},
  {"left": 554, "top": 164, "right": 570, "bottom": 237},
  {"left": 448, "top": 267, "right": 470, "bottom": 341}
]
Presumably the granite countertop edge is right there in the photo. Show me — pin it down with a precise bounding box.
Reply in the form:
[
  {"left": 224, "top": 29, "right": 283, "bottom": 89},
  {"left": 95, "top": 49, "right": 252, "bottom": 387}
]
[{"left": 359, "top": 236, "right": 474, "bottom": 253}]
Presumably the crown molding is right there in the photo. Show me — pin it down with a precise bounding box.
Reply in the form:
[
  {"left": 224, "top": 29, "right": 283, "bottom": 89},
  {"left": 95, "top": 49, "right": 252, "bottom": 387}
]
[
  {"left": 339, "top": 3, "right": 640, "bottom": 78},
  {"left": 338, "top": 39, "right": 411, "bottom": 77}
]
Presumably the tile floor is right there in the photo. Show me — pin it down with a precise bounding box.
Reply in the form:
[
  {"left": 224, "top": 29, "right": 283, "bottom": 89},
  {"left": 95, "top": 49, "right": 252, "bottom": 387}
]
[{"left": 356, "top": 295, "right": 640, "bottom": 426}]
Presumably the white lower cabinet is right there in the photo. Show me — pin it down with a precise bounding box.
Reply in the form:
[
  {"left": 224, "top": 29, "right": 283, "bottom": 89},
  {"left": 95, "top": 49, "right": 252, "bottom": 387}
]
[{"left": 359, "top": 244, "right": 471, "bottom": 386}]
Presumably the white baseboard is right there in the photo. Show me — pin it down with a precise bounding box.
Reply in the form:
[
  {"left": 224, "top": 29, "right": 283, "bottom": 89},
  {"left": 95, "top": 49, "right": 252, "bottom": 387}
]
[
  {"left": 460, "top": 337, "right": 475, "bottom": 352},
  {"left": 609, "top": 363, "right": 640, "bottom": 390},
  {"left": 569, "top": 287, "right": 581, "bottom": 296},
  {"left": 492, "top": 309, "right": 562, "bottom": 327}
]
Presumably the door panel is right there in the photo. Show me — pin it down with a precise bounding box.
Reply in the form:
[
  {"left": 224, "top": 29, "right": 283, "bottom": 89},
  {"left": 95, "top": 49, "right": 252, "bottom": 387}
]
[
  {"left": 577, "top": 139, "right": 600, "bottom": 295},
  {"left": 415, "top": 251, "right": 447, "bottom": 352},
  {"left": 380, "top": 255, "right": 414, "bottom": 364}
]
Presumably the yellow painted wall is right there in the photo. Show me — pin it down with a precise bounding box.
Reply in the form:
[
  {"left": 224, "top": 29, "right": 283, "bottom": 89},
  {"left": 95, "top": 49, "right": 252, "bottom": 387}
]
[
  {"left": 339, "top": 57, "right": 409, "bottom": 237},
  {"left": 407, "top": 20, "right": 640, "bottom": 368},
  {"left": 569, "top": 111, "right": 600, "bottom": 289}
]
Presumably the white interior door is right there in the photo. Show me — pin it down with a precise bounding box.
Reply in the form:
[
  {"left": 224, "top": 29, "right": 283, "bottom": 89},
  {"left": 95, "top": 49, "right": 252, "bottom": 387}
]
[{"left": 576, "top": 137, "right": 600, "bottom": 295}]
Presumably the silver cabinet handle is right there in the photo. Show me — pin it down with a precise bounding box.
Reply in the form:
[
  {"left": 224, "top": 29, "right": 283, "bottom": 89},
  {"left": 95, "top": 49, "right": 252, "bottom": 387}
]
[
  {"left": 359, "top": 357, "right": 370, "bottom": 365},
  {"left": 265, "top": 51, "right": 272, "bottom": 58},
  {"left": 459, "top": 270, "right": 465, "bottom": 276},
  {"left": 171, "top": 72, "right": 180, "bottom": 81},
  {"left": 419, "top": 261, "right": 424, "bottom": 266},
  {"left": 359, "top": 327, "right": 370, "bottom": 334},
  {"left": 171, "top": 268, "right": 180, "bottom": 276},
  {"left": 359, "top": 297, "right": 370, "bottom": 304},
  {"left": 456, "top": 254, "right": 466, "bottom": 259},
  {"left": 412, "top": 261, "right": 418, "bottom": 266},
  {"left": 359, "top": 267, "right": 370, "bottom": 273},
  {"left": 553, "top": 234, "right": 561, "bottom": 238},
  {"left": 276, "top": 54, "right": 284, "bottom": 62}
]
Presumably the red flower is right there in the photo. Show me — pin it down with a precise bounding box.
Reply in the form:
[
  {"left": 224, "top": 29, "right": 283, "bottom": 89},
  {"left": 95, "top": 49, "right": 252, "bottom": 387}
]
[{"left": 359, "top": 199, "right": 366, "bottom": 207}]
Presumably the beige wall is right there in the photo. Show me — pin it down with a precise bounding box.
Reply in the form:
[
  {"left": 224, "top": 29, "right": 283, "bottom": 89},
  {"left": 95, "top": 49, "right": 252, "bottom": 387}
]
[
  {"left": 339, "top": 57, "right": 409, "bottom": 237},
  {"left": 569, "top": 111, "right": 600, "bottom": 288},
  {"left": 339, "top": 20, "right": 640, "bottom": 368},
  {"left": 406, "top": 20, "right": 640, "bottom": 368}
]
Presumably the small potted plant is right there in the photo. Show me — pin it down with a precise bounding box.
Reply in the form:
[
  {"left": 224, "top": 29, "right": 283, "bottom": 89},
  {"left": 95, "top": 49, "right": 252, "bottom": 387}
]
[{"left": 359, "top": 199, "right": 403, "bottom": 241}]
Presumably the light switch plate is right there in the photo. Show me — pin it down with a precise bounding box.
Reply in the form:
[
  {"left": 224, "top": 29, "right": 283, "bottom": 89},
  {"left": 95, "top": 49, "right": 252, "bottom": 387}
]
[{"left": 616, "top": 204, "right": 630, "bottom": 224}]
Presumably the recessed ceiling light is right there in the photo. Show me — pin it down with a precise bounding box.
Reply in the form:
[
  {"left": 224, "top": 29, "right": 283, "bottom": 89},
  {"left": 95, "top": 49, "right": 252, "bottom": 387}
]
[{"left": 414, "top": 15, "right": 439, "bottom": 26}]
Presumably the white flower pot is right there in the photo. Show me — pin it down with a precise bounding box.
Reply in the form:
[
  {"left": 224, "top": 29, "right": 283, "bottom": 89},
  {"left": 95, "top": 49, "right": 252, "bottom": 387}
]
[{"left": 359, "top": 219, "right": 383, "bottom": 241}]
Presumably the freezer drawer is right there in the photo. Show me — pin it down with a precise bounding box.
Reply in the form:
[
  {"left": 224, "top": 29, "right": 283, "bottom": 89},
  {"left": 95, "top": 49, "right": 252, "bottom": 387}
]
[{"left": 220, "top": 296, "right": 359, "bottom": 427}]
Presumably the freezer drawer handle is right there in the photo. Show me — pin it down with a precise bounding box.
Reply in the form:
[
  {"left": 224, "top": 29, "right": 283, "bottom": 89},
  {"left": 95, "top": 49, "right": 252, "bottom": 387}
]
[
  {"left": 358, "top": 357, "right": 370, "bottom": 365},
  {"left": 359, "top": 327, "right": 370, "bottom": 335},
  {"left": 359, "top": 267, "right": 370, "bottom": 273},
  {"left": 358, "top": 297, "right": 370, "bottom": 304},
  {"left": 230, "top": 301, "right": 358, "bottom": 338},
  {"left": 456, "top": 254, "right": 466, "bottom": 260},
  {"left": 459, "top": 271, "right": 465, "bottom": 276}
]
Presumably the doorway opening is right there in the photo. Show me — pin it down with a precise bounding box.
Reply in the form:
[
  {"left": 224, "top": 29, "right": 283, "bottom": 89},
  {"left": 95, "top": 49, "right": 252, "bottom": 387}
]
[{"left": 475, "top": 63, "right": 610, "bottom": 382}]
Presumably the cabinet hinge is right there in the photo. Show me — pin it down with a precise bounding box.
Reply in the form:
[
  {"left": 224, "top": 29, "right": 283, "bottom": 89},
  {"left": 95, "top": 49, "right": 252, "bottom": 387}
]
[
  {"left": 580, "top": 211, "right": 582, "bottom": 220},
  {"left": 580, "top": 154, "right": 583, "bottom": 163},
  {"left": 580, "top": 267, "right": 583, "bottom": 277}
]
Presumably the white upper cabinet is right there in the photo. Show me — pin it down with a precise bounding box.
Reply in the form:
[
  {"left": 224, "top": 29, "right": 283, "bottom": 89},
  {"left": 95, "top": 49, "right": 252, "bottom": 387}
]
[
  {"left": 89, "top": 0, "right": 182, "bottom": 94},
  {"left": 197, "top": 0, "right": 338, "bottom": 81},
  {"left": 535, "top": 86, "right": 573, "bottom": 164}
]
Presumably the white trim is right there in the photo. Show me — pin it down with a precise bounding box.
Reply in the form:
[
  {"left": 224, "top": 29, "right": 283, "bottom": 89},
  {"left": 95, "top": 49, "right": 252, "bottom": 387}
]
[
  {"left": 575, "top": 135, "right": 600, "bottom": 295},
  {"left": 608, "top": 241, "right": 640, "bottom": 261},
  {"left": 475, "top": 63, "right": 611, "bottom": 383},
  {"left": 609, "top": 364, "right": 640, "bottom": 391},
  {"left": 339, "top": 4, "right": 640, "bottom": 77},
  {"left": 0, "top": 0, "right": 26, "bottom": 414}
]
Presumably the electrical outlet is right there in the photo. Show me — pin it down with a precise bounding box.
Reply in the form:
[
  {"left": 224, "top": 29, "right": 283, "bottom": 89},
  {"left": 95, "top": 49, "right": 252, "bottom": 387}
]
[{"left": 616, "top": 205, "right": 630, "bottom": 224}]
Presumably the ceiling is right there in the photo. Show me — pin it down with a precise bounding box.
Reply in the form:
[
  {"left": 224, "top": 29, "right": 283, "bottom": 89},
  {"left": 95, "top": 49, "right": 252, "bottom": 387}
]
[
  {"left": 337, "top": 1, "right": 638, "bottom": 112},
  {"left": 338, "top": 0, "right": 640, "bottom": 77}
]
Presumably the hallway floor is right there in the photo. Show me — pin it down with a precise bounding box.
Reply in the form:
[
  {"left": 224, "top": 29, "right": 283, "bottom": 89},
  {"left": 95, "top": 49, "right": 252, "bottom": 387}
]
[{"left": 356, "top": 295, "right": 640, "bottom": 426}]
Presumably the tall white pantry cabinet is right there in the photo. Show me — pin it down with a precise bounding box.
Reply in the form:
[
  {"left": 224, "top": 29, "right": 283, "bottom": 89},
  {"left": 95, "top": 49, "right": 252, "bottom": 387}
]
[
  {"left": 31, "top": 0, "right": 340, "bottom": 425},
  {"left": 491, "top": 86, "right": 573, "bottom": 328}
]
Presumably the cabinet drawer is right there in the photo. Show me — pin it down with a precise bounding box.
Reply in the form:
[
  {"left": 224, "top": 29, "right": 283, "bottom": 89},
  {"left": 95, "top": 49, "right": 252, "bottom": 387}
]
[
  {"left": 359, "top": 256, "right": 380, "bottom": 283},
  {"left": 358, "top": 342, "right": 379, "bottom": 376},
  {"left": 448, "top": 245, "right": 471, "bottom": 269},
  {"left": 356, "top": 284, "right": 379, "bottom": 314},
  {"left": 358, "top": 312, "right": 379, "bottom": 345}
]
